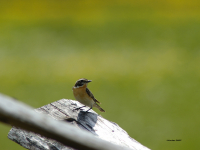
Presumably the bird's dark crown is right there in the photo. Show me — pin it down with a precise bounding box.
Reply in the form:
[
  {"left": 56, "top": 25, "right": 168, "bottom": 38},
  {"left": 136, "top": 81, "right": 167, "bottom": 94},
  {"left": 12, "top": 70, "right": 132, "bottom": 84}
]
[{"left": 74, "top": 78, "right": 92, "bottom": 87}]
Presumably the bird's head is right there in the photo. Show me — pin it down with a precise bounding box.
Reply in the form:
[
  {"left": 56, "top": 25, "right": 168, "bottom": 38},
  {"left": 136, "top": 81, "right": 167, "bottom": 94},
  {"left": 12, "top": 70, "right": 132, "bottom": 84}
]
[{"left": 74, "top": 78, "right": 92, "bottom": 88}]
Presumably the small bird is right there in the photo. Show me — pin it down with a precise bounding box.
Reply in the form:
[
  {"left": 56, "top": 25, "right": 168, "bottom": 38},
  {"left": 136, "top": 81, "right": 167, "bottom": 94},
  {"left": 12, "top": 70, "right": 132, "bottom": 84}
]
[{"left": 72, "top": 78, "right": 105, "bottom": 112}]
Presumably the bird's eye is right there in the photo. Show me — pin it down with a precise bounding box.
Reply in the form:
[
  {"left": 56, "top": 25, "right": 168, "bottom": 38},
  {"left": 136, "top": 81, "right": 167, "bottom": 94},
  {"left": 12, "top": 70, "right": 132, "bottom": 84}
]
[{"left": 80, "top": 80, "right": 85, "bottom": 85}]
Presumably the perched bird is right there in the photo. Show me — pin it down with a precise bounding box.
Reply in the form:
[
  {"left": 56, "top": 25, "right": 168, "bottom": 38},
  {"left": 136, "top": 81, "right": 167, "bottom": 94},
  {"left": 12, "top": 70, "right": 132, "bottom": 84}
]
[{"left": 72, "top": 78, "right": 105, "bottom": 112}]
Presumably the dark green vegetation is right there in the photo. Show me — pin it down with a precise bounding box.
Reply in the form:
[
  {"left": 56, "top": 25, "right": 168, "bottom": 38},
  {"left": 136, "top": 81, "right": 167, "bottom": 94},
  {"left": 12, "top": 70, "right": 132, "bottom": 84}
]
[{"left": 0, "top": 1, "right": 200, "bottom": 150}]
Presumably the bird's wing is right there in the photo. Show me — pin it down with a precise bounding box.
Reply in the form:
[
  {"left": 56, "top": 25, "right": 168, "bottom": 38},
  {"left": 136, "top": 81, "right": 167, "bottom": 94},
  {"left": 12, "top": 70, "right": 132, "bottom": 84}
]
[{"left": 86, "top": 88, "right": 101, "bottom": 104}]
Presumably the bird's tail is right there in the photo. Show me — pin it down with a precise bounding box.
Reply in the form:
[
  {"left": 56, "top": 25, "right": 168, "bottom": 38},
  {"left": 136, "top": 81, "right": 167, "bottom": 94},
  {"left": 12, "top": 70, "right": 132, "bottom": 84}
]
[{"left": 94, "top": 103, "right": 105, "bottom": 112}]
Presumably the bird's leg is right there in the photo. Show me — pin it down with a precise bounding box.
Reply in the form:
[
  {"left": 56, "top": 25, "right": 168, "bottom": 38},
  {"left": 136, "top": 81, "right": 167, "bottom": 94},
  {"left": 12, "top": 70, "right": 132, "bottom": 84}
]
[
  {"left": 86, "top": 105, "right": 93, "bottom": 112},
  {"left": 74, "top": 105, "right": 86, "bottom": 111}
]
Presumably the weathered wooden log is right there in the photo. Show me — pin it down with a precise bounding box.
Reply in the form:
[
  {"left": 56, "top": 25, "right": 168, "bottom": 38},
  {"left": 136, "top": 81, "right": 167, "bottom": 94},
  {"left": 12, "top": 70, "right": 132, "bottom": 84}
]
[{"left": 0, "top": 93, "right": 150, "bottom": 150}]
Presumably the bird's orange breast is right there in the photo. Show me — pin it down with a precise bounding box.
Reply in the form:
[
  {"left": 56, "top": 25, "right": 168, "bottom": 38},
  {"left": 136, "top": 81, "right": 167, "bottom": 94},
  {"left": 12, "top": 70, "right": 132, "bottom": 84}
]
[
  {"left": 72, "top": 84, "right": 94, "bottom": 107},
  {"left": 73, "top": 84, "right": 87, "bottom": 97}
]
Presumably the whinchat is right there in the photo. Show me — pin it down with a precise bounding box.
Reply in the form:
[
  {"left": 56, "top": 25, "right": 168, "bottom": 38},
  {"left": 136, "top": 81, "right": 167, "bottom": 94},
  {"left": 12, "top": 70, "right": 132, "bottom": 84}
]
[{"left": 72, "top": 78, "right": 105, "bottom": 112}]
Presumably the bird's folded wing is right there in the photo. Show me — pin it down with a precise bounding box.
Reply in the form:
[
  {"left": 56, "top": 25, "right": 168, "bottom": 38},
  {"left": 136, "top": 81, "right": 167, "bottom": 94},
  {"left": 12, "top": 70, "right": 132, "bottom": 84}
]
[{"left": 86, "top": 88, "right": 101, "bottom": 104}]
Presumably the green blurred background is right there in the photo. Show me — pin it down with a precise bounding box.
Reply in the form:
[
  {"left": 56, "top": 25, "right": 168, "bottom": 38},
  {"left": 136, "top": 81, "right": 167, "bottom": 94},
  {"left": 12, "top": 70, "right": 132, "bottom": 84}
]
[{"left": 0, "top": 0, "right": 200, "bottom": 149}]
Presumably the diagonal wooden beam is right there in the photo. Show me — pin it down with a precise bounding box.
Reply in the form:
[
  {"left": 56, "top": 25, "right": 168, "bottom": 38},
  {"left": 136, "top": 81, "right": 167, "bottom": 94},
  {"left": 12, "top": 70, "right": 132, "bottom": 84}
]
[{"left": 0, "top": 93, "right": 132, "bottom": 150}]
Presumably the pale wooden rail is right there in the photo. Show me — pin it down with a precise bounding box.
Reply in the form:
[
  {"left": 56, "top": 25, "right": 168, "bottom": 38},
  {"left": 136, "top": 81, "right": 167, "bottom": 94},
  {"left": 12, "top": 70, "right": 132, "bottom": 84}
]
[{"left": 0, "top": 93, "right": 150, "bottom": 150}]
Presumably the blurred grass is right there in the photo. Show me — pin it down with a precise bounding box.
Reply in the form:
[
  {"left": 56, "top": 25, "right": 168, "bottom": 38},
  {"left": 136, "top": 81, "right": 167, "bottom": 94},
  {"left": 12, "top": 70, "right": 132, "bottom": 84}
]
[{"left": 0, "top": 1, "right": 200, "bottom": 150}]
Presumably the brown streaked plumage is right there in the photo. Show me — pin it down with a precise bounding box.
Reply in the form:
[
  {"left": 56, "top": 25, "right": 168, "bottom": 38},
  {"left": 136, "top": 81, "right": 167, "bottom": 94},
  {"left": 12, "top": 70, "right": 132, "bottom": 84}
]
[{"left": 72, "top": 78, "right": 105, "bottom": 112}]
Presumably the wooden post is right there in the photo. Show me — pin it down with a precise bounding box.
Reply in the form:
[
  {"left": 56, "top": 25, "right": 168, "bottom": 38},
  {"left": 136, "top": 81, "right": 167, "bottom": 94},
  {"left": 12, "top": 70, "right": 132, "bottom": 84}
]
[{"left": 0, "top": 93, "right": 150, "bottom": 150}]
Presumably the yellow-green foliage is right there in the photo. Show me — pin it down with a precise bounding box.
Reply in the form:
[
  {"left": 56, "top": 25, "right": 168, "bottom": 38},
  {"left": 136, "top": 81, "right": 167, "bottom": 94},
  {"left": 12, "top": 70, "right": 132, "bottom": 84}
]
[{"left": 0, "top": 1, "right": 200, "bottom": 150}]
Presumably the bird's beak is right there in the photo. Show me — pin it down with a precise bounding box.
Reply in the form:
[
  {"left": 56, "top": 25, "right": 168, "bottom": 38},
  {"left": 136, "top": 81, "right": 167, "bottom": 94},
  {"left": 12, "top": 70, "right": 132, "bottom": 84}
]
[{"left": 86, "top": 80, "right": 92, "bottom": 83}]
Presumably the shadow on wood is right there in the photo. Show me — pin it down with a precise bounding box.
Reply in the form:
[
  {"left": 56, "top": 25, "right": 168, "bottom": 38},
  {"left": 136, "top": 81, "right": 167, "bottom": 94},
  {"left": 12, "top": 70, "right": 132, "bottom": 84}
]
[{"left": 77, "top": 111, "right": 98, "bottom": 135}]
